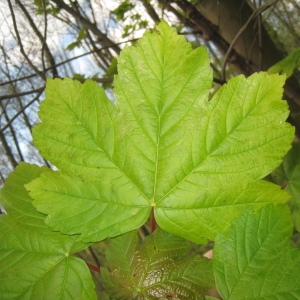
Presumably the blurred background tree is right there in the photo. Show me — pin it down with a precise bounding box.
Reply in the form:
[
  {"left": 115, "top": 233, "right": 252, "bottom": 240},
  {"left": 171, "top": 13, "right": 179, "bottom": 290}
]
[{"left": 1, "top": 0, "right": 300, "bottom": 186}]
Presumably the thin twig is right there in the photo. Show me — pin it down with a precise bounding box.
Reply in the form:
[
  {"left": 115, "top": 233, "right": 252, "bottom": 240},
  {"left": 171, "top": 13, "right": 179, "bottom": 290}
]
[
  {"left": 41, "top": 0, "right": 48, "bottom": 75},
  {"left": 257, "top": 0, "right": 263, "bottom": 70},
  {"left": 0, "top": 101, "right": 25, "bottom": 161},
  {"left": 221, "top": 0, "right": 279, "bottom": 81},
  {"left": 0, "top": 90, "right": 44, "bottom": 133},
  {"left": 7, "top": 0, "right": 46, "bottom": 80},
  {"left": 88, "top": 246, "right": 101, "bottom": 267},
  {"left": 0, "top": 87, "right": 45, "bottom": 102},
  {"left": 0, "top": 39, "right": 137, "bottom": 87},
  {"left": 74, "top": 78, "right": 113, "bottom": 83},
  {"left": 50, "top": 0, "right": 121, "bottom": 55},
  {"left": 0, "top": 77, "right": 113, "bottom": 103}
]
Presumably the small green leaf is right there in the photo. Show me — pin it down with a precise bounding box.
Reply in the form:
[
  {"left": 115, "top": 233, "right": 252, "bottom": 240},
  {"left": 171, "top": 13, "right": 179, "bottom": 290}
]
[
  {"left": 72, "top": 73, "right": 85, "bottom": 79},
  {"left": 112, "top": 0, "right": 135, "bottom": 21},
  {"left": 103, "top": 57, "right": 118, "bottom": 88},
  {"left": 101, "top": 228, "right": 215, "bottom": 299},
  {"left": 271, "top": 142, "right": 300, "bottom": 230},
  {"left": 77, "top": 28, "right": 87, "bottom": 41},
  {"left": 0, "top": 163, "right": 96, "bottom": 299},
  {"left": 105, "top": 57, "right": 118, "bottom": 78},
  {"left": 268, "top": 47, "right": 300, "bottom": 78},
  {"left": 66, "top": 41, "right": 79, "bottom": 51},
  {"left": 27, "top": 20, "right": 294, "bottom": 243},
  {"left": 66, "top": 28, "right": 86, "bottom": 51},
  {"left": 214, "top": 204, "right": 300, "bottom": 299}
]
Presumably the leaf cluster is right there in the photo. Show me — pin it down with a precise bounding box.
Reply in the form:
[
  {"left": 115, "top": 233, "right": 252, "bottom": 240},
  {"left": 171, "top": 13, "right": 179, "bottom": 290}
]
[{"left": 0, "top": 20, "right": 299, "bottom": 299}]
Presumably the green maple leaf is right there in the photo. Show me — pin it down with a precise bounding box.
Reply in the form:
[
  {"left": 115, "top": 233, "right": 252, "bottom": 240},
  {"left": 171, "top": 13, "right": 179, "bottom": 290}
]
[
  {"left": 101, "top": 228, "right": 214, "bottom": 299},
  {"left": 0, "top": 163, "right": 96, "bottom": 299},
  {"left": 214, "top": 204, "right": 300, "bottom": 299},
  {"left": 26, "top": 20, "right": 294, "bottom": 243},
  {"left": 271, "top": 142, "right": 300, "bottom": 231}
]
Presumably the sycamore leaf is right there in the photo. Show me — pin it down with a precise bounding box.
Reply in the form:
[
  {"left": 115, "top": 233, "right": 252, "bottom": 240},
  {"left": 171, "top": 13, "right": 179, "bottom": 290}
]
[
  {"left": 0, "top": 163, "right": 96, "bottom": 300},
  {"left": 101, "top": 228, "right": 215, "bottom": 299},
  {"left": 214, "top": 204, "right": 300, "bottom": 299},
  {"left": 271, "top": 142, "right": 300, "bottom": 231},
  {"left": 26, "top": 20, "right": 294, "bottom": 243}
]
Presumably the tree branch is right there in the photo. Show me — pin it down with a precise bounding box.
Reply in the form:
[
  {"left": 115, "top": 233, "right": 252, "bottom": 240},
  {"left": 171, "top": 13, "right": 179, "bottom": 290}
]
[
  {"left": 0, "top": 90, "right": 44, "bottom": 134},
  {"left": 0, "top": 38, "right": 137, "bottom": 87},
  {"left": 0, "top": 87, "right": 45, "bottom": 102},
  {"left": 15, "top": 0, "right": 58, "bottom": 77},
  {"left": 7, "top": 0, "right": 46, "bottom": 80},
  {"left": 50, "top": 0, "right": 121, "bottom": 55},
  {"left": 221, "top": 0, "right": 279, "bottom": 81},
  {"left": 141, "top": 0, "right": 160, "bottom": 23}
]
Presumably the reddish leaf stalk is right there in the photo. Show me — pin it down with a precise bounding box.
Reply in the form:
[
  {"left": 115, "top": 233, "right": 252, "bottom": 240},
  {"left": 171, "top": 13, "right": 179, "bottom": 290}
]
[
  {"left": 281, "top": 182, "right": 289, "bottom": 189},
  {"left": 86, "top": 262, "right": 100, "bottom": 273}
]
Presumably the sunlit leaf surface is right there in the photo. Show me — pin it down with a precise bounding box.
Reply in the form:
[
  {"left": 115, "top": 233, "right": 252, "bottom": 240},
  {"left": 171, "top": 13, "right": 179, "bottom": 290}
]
[{"left": 27, "top": 20, "right": 294, "bottom": 243}]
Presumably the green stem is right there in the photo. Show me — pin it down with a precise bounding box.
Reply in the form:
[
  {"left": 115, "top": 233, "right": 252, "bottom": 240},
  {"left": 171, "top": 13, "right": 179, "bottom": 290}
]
[{"left": 151, "top": 207, "right": 156, "bottom": 233}]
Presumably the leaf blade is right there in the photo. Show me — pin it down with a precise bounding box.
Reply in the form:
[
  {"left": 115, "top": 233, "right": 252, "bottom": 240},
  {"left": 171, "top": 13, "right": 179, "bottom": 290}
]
[
  {"left": 0, "top": 163, "right": 96, "bottom": 299},
  {"left": 156, "top": 71, "right": 294, "bottom": 242},
  {"left": 29, "top": 20, "right": 294, "bottom": 243},
  {"left": 27, "top": 171, "right": 150, "bottom": 242},
  {"left": 214, "top": 204, "right": 300, "bottom": 299}
]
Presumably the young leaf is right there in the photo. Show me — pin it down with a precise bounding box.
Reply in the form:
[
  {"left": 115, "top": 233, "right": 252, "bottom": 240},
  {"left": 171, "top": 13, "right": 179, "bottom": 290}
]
[
  {"left": 101, "top": 228, "right": 215, "bottom": 299},
  {"left": 271, "top": 142, "right": 300, "bottom": 230},
  {"left": 112, "top": 0, "right": 135, "bottom": 21},
  {"left": 103, "top": 57, "right": 118, "bottom": 88},
  {"left": 268, "top": 47, "right": 300, "bottom": 78},
  {"left": 214, "top": 204, "right": 300, "bottom": 299},
  {"left": 0, "top": 163, "right": 96, "bottom": 300},
  {"left": 27, "top": 20, "right": 294, "bottom": 243}
]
